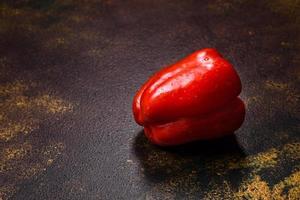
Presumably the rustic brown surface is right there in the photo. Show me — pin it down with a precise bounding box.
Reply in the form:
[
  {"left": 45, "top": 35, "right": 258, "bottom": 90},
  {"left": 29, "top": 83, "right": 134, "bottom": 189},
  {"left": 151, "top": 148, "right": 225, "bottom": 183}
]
[{"left": 0, "top": 0, "right": 299, "bottom": 199}]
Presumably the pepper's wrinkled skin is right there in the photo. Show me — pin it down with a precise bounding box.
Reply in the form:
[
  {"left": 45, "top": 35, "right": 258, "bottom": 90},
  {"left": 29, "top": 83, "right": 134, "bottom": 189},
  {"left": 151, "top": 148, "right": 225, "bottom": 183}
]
[{"left": 133, "top": 48, "right": 245, "bottom": 146}]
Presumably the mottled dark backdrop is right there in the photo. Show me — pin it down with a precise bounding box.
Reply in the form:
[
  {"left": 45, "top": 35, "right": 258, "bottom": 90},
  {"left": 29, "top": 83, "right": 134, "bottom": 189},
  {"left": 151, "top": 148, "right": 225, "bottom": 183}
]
[{"left": 0, "top": 0, "right": 299, "bottom": 199}]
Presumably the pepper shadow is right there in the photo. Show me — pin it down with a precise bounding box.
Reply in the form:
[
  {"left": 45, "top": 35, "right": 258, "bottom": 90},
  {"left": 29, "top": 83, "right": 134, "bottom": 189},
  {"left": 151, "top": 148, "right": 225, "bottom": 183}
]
[{"left": 133, "top": 130, "right": 246, "bottom": 184}]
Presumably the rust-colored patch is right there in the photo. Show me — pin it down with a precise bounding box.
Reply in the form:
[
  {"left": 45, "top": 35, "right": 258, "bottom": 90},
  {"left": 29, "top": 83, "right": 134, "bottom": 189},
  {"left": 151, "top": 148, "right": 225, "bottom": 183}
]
[
  {"left": 244, "top": 96, "right": 263, "bottom": 106},
  {"left": 0, "top": 80, "right": 72, "bottom": 198},
  {"left": 203, "top": 142, "right": 300, "bottom": 199},
  {"left": 266, "top": 0, "right": 300, "bottom": 16},
  {"left": 207, "top": 0, "right": 247, "bottom": 14},
  {"left": 206, "top": 148, "right": 279, "bottom": 175},
  {"left": 0, "top": 119, "right": 38, "bottom": 142},
  {"left": 34, "top": 94, "right": 73, "bottom": 114},
  {"left": 144, "top": 151, "right": 190, "bottom": 173},
  {"left": 12, "top": 142, "right": 65, "bottom": 180},
  {"left": 1, "top": 142, "right": 32, "bottom": 163},
  {"left": 282, "top": 143, "right": 300, "bottom": 160},
  {"left": 145, "top": 170, "right": 201, "bottom": 199},
  {"left": 264, "top": 80, "right": 299, "bottom": 116},
  {"left": 272, "top": 170, "right": 300, "bottom": 199},
  {"left": 236, "top": 170, "right": 300, "bottom": 200},
  {"left": 0, "top": 82, "right": 73, "bottom": 141},
  {"left": 203, "top": 181, "right": 234, "bottom": 200},
  {"left": 235, "top": 175, "right": 272, "bottom": 200},
  {"left": 228, "top": 148, "right": 279, "bottom": 172},
  {"left": 203, "top": 170, "right": 300, "bottom": 199},
  {"left": 0, "top": 184, "right": 18, "bottom": 200},
  {"left": 265, "top": 80, "right": 288, "bottom": 90}
]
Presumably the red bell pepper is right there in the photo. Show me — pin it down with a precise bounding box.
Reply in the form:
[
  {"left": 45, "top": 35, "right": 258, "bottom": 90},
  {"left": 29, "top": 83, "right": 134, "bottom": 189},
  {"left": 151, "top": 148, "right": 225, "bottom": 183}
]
[{"left": 133, "top": 48, "right": 245, "bottom": 146}]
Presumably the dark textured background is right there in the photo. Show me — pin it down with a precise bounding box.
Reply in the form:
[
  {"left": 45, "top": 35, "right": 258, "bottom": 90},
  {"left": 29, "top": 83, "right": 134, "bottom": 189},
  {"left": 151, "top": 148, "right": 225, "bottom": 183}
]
[{"left": 0, "top": 0, "right": 299, "bottom": 199}]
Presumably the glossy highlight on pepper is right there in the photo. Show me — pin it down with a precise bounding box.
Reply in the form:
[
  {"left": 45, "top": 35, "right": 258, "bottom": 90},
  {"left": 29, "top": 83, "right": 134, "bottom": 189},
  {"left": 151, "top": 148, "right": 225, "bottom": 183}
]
[{"left": 133, "top": 48, "right": 245, "bottom": 146}]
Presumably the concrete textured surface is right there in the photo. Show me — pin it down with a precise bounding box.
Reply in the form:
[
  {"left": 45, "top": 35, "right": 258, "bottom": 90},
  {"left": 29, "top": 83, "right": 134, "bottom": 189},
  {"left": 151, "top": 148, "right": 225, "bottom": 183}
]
[{"left": 0, "top": 0, "right": 299, "bottom": 199}]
